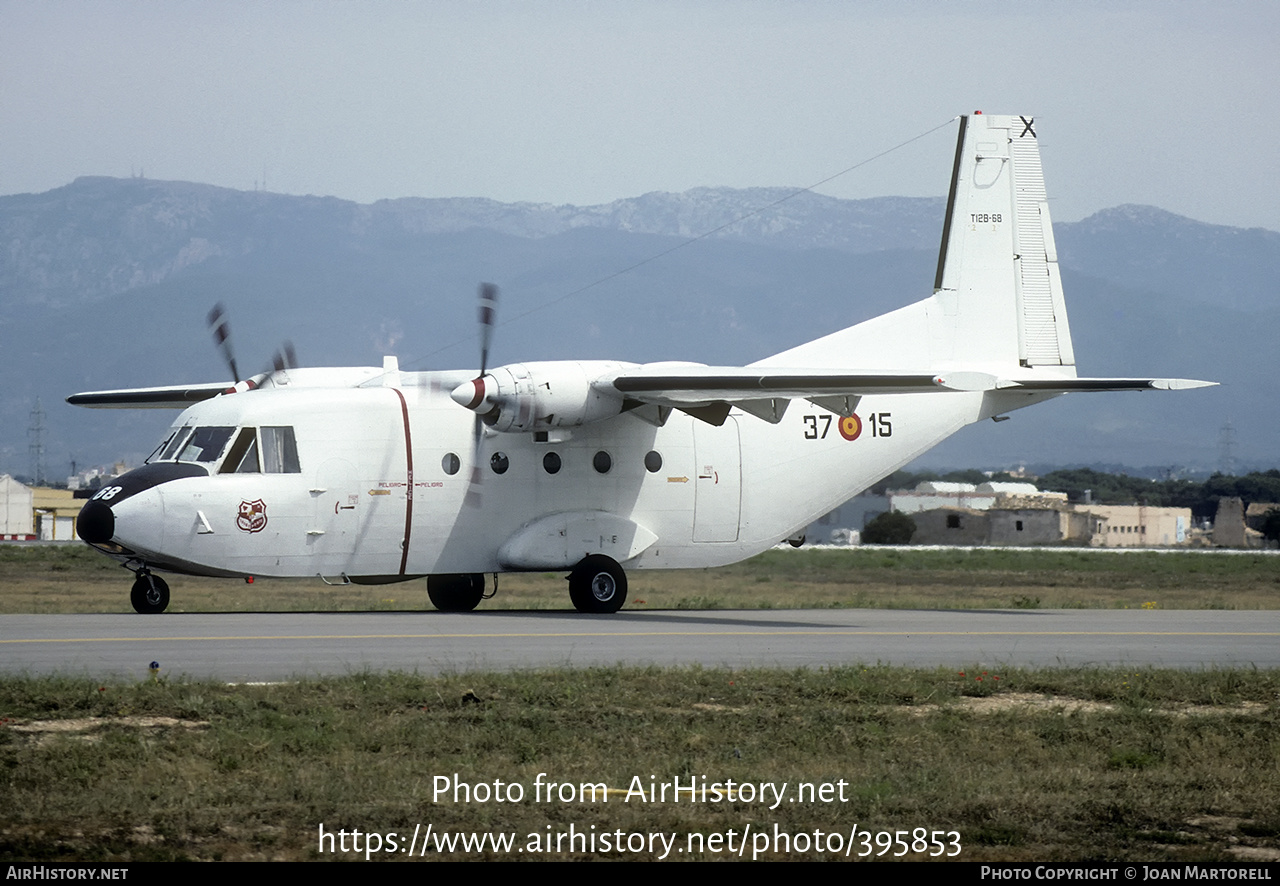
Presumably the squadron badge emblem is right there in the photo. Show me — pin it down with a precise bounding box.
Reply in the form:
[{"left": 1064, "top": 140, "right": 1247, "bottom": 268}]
[{"left": 236, "top": 499, "right": 268, "bottom": 533}]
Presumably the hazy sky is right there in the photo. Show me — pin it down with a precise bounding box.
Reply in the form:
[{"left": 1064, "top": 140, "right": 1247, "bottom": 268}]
[{"left": 3, "top": 1, "right": 1278, "bottom": 230}]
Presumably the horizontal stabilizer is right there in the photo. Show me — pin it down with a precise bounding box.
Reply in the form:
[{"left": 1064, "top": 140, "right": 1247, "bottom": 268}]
[{"left": 995, "top": 377, "right": 1217, "bottom": 393}]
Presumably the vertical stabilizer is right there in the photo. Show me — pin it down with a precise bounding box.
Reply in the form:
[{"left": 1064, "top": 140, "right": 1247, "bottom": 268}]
[{"left": 934, "top": 113, "right": 1075, "bottom": 369}]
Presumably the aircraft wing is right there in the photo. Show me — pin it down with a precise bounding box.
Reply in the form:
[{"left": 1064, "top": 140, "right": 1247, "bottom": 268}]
[
  {"left": 611, "top": 366, "right": 1214, "bottom": 401},
  {"left": 66, "top": 382, "right": 234, "bottom": 408},
  {"left": 607, "top": 366, "right": 1215, "bottom": 425},
  {"left": 612, "top": 368, "right": 968, "bottom": 402},
  {"left": 608, "top": 367, "right": 992, "bottom": 425}
]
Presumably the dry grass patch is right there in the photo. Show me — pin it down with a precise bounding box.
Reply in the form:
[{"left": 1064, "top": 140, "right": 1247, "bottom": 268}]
[{"left": 2, "top": 667, "right": 1278, "bottom": 861}]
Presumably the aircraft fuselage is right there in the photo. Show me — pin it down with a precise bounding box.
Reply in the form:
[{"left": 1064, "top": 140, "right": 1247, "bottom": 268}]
[{"left": 84, "top": 369, "right": 1016, "bottom": 583}]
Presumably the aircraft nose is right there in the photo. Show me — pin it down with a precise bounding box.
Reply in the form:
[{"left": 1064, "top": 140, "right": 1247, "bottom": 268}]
[{"left": 77, "top": 499, "right": 115, "bottom": 544}]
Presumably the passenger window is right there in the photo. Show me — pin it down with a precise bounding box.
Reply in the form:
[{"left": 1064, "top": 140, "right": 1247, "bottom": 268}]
[{"left": 261, "top": 427, "right": 301, "bottom": 473}]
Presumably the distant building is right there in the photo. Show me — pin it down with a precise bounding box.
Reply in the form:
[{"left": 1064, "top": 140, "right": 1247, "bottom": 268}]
[
  {"left": 889, "top": 481, "right": 1068, "bottom": 516},
  {"left": 816, "top": 480, "right": 1197, "bottom": 548},
  {"left": 804, "top": 493, "right": 889, "bottom": 544},
  {"left": 67, "top": 462, "right": 128, "bottom": 492},
  {"left": 889, "top": 482, "right": 996, "bottom": 514},
  {"left": 988, "top": 508, "right": 1093, "bottom": 546},
  {"left": 0, "top": 476, "right": 84, "bottom": 540},
  {"left": 910, "top": 508, "right": 990, "bottom": 545},
  {"left": 1245, "top": 502, "right": 1280, "bottom": 536},
  {"left": 1, "top": 474, "right": 34, "bottom": 538},
  {"left": 1212, "top": 498, "right": 1276, "bottom": 548},
  {"left": 1213, "top": 497, "right": 1248, "bottom": 547},
  {"left": 908, "top": 497, "right": 1191, "bottom": 548},
  {"left": 31, "top": 487, "right": 80, "bottom": 540},
  {"left": 1079, "top": 505, "right": 1190, "bottom": 547}
]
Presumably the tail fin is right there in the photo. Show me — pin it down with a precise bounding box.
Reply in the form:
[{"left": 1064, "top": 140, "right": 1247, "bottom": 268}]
[
  {"left": 933, "top": 113, "right": 1075, "bottom": 369},
  {"left": 747, "top": 114, "right": 1213, "bottom": 396},
  {"left": 758, "top": 113, "right": 1077, "bottom": 374}
]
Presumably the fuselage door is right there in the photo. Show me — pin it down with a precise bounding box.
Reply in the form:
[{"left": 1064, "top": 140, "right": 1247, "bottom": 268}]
[
  {"left": 692, "top": 416, "right": 741, "bottom": 542},
  {"left": 309, "top": 458, "right": 360, "bottom": 575}
]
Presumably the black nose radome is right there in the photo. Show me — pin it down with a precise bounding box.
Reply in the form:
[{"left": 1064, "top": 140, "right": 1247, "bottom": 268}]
[{"left": 77, "top": 499, "right": 115, "bottom": 544}]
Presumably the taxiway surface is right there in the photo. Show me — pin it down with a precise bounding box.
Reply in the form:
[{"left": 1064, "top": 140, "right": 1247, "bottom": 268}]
[{"left": 3, "top": 609, "right": 1278, "bottom": 681}]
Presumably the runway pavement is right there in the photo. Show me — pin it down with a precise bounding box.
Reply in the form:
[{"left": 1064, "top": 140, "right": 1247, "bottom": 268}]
[{"left": 3, "top": 608, "right": 1278, "bottom": 681}]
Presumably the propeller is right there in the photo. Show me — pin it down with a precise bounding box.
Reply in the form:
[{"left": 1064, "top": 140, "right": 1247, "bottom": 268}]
[
  {"left": 206, "top": 302, "right": 299, "bottom": 392},
  {"left": 206, "top": 302, "right": 240, "bottom": 383},
  {"left": 271, "top": 340, "right": 299, "bottom": 374},
  {"left": 463, "top": 283, "right": 499, "bottom": 507}
]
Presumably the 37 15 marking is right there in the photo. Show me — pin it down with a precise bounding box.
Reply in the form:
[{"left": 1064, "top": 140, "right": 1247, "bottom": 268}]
[{"left": 802, "top": 413, "right": 892, "bottom": 440}]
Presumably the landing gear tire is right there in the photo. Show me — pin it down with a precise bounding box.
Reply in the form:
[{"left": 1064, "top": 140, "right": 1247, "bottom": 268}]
[
  {"left": 427, "top": 573, "right": 485, "bottom": 612},
  {"left": 130, "top": 573, "right": 170, "bottom": 614},
  {"left": 568, "top": 555, "right": 627, "bottom": 614}
]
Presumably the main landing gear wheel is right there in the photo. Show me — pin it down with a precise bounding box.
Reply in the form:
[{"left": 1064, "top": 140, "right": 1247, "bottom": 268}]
[
  {"left": 568, "top": 555, "right": 627, "bottom": 614},
  {"left": 130, "top": 573, "right": 170, "bottom": 614},
  {"left": 427, "top": 573, "right": 486, "bottom": 612}
]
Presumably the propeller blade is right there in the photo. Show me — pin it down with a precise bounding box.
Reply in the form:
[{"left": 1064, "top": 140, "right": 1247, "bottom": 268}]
[
  {"left": 271, "top": 340, "right": 299, "bottom": 374},
  {"left": 464, "top": 414, "right": 485, "bottom": 508},
  {"left": 477, "top": 282, "right": 498, "bottom": 376},
  {"left": 206, "top": 302, "right": 240, "bottom": 383},
  {"left": 465, "top": 282, "right": 499, "bottom": 507}
]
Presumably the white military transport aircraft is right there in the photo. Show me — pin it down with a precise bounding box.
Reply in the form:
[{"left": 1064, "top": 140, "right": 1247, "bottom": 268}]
[{"left": 70, "top": 113, "right": 1212, "bottom": 614}]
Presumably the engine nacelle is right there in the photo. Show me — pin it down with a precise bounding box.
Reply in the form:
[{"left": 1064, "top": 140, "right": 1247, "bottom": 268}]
[{"left": 450, "top": 361, "right": 635, "bottom": 433}]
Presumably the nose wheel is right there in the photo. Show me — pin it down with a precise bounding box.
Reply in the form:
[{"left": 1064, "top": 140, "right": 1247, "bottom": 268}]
[{"left": 130, "top": 571, "right": 170, "bottom": 614}]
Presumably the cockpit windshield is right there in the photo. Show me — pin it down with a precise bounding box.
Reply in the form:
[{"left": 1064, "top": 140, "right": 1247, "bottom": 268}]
[
  {"left": 175, "top": 427, "right": 236, "bottom": 463},
  {"left": 148, "top": 424, "right": 301, "bottom": 472}
]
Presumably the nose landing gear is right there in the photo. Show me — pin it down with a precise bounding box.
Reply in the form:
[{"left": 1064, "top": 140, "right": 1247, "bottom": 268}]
[{"left": 129, "top": 569, "right": 170, "bottom": 614}]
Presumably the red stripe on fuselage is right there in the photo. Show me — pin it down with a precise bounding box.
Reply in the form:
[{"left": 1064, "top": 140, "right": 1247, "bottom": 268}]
[{"left": 392, "top": 388, "right": 413, "bottom": 575}]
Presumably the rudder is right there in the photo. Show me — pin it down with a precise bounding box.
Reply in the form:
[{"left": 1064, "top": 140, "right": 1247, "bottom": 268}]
[{"left": 933, "top": 113, "right": 1075, "bottom": 370}]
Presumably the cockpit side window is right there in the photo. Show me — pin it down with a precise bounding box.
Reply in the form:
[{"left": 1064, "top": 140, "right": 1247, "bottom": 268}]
[
  {"left": 261, "top": 427, "right": 301, "bottom": 473},
  {"left": 235, "top": 437, "right": 261, "bottom": 473},
  {"left": 176, "top": 426, "right": 236, "bottom": 463},
  {"left": 220, "top": 427, "right": 261, "bottom": 474}
]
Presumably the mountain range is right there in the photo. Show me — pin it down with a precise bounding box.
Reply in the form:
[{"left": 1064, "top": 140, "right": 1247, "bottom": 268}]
[{"left": 1, "top": 176, "right": 1275, "bottom": 479}]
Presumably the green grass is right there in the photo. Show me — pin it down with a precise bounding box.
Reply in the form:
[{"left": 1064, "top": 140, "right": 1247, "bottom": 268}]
[
  {"left": 2, "top": 544, "right": 1279, "bottom": 613},
  {"left": 2, "top": 667, "right": 1277, "bottom": 861}
]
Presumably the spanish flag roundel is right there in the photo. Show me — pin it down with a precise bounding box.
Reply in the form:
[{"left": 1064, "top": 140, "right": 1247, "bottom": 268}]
[{"left": 838, "top": 414, "right": 862, "bottom": 441}]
